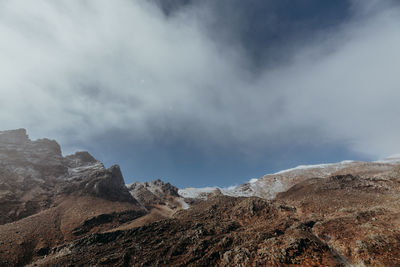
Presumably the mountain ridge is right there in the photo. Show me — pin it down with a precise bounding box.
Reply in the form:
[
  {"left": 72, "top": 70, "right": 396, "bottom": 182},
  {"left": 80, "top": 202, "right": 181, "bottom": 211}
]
[
  {"left": 179, "top": 156, "right": 400, "bottom": 200},
  {"left": 2, "top": 129, "right": 400, "bottom": 266}
]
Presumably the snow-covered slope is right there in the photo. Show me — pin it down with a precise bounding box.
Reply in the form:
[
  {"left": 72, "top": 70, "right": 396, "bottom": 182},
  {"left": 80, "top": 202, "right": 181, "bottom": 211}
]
[{"left": 179, "top": 156, "right": 400, "bottom": 200}]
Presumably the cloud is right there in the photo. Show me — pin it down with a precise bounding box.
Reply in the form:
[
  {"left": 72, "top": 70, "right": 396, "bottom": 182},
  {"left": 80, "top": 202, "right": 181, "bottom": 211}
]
[
  {"left": 0, "top": 0, "right": 399, "bottom": 159},
  {"left": 277, "top": 3, "right": 400, "bottom": 157}
]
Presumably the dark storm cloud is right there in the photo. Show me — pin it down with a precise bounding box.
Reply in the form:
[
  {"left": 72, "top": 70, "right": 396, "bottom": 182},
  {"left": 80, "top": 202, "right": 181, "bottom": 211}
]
[{"left": 155, "top": 0, "right": 352, "bottom": 68}]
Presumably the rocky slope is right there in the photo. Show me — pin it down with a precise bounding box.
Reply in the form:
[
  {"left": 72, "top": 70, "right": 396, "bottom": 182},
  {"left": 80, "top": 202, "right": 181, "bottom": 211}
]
[
  {"left": 28, "top": 170, "right": 400, "bottom": 266},
  {"left": 276, "top": 172, "right": 400, "bottom": 265},
  {"left": 2, "top": 128, "right": 400, "bottom": 266},
  {"left": 179, "top": 157, "right": 400, "bottom": 200},
  {"left": 235, "top": 157, "right": 400, "bottom": 199},
  {"left": 29, "top": 196, "right": 345, "bottom": 266}
]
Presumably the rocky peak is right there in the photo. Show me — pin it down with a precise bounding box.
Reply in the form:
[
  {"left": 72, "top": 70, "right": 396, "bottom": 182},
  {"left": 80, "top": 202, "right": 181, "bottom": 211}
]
[
  {"left": 77, "top": 165, "right": 137, "bottom": 203},
  {"left": 0, "top": 129, "right": 66, "bottom": 182},
  {"left": 0, "top": 129, "right": 142, "bottom": 224},
  {"left": 65, "top": 151, "right": 99, "bottom": 168},
  {"left": 0, "top": 129, "right": 62, "bottom": 156},
  {"left": 128, "top": 179, "right": 179, "bottom": 197},
  {"left": 0, "top": 128, "right": 29, "bottom": 144},
  {"left": 127, "top": 179, "right": 181, "bottom": 208},
  {"left": 30, "top": 138, "right": 63, "bottom": 158}
]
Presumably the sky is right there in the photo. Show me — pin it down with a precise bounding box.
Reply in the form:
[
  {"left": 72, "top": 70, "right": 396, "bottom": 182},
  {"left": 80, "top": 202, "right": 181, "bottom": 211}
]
[{"left": 1, "top": 0, "right": 400, "bottom": 187}]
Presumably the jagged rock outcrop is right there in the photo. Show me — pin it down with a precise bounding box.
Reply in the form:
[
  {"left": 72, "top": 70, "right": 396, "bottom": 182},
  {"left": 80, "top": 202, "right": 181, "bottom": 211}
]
[
  {"left": 0, "top": 129, "right": 66, "bottom": 224},
  {"left": 0, "top": 129, "right": 139, "bottom": 225},
  {"left": 65, "top": 151, "right": 98, "bottom": 168},
  {"left": 127, "top": 179, "right": 182, "bottom": 209},
  {"left": 0, "top": 129, "right": 66, "bottom": 180},
  {"left": 60, "top": 164, "right": 137, "bottom": 203}
]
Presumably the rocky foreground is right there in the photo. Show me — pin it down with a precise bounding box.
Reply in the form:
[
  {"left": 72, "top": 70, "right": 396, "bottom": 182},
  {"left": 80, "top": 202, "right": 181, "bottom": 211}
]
[{"left": 1, "top": 129, "right": 400, "bottom": 266}]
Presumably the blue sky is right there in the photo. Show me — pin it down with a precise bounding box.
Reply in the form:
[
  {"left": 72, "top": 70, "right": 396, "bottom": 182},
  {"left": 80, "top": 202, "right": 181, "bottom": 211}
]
[
  {"left": 85, "top": 130, "right": 368, "bottom": 188},
  {"left": 1, "top": 0, "right": 400, "bottom": 187}
]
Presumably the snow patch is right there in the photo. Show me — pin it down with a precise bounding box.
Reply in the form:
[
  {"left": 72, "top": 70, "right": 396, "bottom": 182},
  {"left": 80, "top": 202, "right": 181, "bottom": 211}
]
[
  {"left": 273, "top": 160, "right": 355, "bottom": 175},
  {"left": 176, "top": 198, "right": 190, "bottom": 210},
  {"left": 178, "top": 187, "right": 218, "bottom": 199}
]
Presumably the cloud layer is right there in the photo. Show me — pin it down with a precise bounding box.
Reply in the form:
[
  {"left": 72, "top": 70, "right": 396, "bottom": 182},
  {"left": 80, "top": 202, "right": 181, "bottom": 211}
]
[{"left": 1, "top": 0, "right": 400, "bottom": 162}]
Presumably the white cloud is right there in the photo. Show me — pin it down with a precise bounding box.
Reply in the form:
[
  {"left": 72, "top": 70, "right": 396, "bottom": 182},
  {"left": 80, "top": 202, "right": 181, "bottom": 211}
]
[
  {"left": 0, "top": 0, "right": 400, "bottom": 158},
  {"left": 277, "top": 5, "right": 400, "bottom": 157},
  {"left": 0, "top": 0, "right": 243, "bottom": 142}
]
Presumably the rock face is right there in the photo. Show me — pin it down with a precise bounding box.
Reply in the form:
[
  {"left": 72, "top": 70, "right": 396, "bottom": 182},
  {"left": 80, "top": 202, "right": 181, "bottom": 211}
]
[
  {"left": 0, "top": 129, "right": 146, "bottom": 266},
  {"left": 0, "top": 129, "right": 66, "bottom": 224},
  {"left": 61, "top": 163, "right": 136, "bottom": 203},
  {"left": 0, "top": 128, "right": 66, "bottom": 180},
  {"left": 127, "top": 179, "right": 184, "bottom": 209},
  {"left": 0, "top": 129, "right": 137, "bottom": 225}
]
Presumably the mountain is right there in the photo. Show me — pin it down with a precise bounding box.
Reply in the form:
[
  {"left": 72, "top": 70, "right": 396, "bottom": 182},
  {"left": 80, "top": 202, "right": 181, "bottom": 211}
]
[
  {"left": 0, "top": 129, "right": 138, "bottom": 223},
  {"left": 0, "top": 129, "right": 145, "bottom": 265},
  {"left": 179, "top": 157, "right": 400, "bottom": 199},
  {"left": 127, "top": 179, "right": 184, "bottom": 209},
  {"left": 27, "top": 172, "right": 400, "bottom": 266},
  {"left": 1, "top": 129, "right": 400, "bottom": 266}
]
